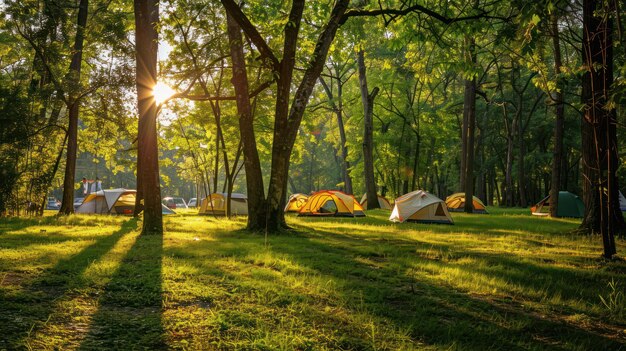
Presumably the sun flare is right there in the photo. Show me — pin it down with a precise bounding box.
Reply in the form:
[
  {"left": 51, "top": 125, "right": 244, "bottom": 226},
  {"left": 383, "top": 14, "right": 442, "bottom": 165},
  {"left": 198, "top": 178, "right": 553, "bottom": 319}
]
[{"left": 153, "top": 81, "right": 175, "bottom": 105}]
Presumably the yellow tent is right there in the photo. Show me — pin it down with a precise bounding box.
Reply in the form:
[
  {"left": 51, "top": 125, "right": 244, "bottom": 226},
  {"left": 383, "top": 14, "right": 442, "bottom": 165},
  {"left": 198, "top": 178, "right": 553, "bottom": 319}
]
[
  {"left": 389, "top": 190, "right": 453, "bottom": 224},
  {"left": 359, "top": 193, "right": 392, "bottom": 210},
  {"left": 284, "top": 193, "right": 309, "bottom": 212},
  {"left": 298, "top": 190, "right": 365, "bottom": 217},
  {"left": 199, "top": 193, "right": 248, "bottom": 215},
  {"left": 445, "top": 193, "right": 488, "bottom": 214}
]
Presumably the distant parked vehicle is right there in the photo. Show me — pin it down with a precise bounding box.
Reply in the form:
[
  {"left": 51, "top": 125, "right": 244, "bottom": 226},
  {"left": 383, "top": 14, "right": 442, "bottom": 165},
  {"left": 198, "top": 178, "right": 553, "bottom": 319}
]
[
  {"left": 73, "top": 197, "right": 84, "bottom": 210},
  {"left": 46, "top": 197, "right": 60, "bottom": 210},
  {"left": 162, "top": 197, "right": 188, "bottom": 209},
  {"left": 188, "top": 198, "right": 197, "bottom": 207}
]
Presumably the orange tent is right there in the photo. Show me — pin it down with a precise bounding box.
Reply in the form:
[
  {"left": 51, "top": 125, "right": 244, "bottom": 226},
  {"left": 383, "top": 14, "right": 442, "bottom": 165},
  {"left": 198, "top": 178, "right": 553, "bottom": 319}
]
[
  {"left": 445, "top": 193, "right": 488, "bottom": 214},
  {"left": 298, "top": 190, "right": 365, "bottom": 217},
  {"left": 284, "top": 193, "right": 309, "bottom": 212}
]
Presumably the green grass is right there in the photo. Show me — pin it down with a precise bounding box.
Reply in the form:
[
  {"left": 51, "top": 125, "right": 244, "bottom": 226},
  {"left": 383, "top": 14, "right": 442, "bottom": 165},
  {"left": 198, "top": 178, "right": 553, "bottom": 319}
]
[{"left": 1, "top": 208, "right": 625, "bottom": 350}]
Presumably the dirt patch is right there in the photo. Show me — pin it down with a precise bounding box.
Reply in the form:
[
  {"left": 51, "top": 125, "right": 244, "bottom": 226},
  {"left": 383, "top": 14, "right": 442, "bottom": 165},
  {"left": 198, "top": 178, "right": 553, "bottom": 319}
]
[{"left": 0, "top": 272, "right": 30, "bottom": 287}]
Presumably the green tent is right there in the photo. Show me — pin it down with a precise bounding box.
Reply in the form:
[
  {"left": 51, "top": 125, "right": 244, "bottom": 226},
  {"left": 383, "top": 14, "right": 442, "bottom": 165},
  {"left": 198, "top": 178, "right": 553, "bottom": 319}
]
[{"left": 531, "top": 191, "right": 584, "bottom": 218}]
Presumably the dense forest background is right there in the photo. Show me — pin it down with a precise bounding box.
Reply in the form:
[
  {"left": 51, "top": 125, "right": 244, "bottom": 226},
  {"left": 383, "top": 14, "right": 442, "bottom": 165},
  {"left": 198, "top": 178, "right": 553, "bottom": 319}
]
[{"left": 0, "top": 0, "right": 624, "bottom": 213}]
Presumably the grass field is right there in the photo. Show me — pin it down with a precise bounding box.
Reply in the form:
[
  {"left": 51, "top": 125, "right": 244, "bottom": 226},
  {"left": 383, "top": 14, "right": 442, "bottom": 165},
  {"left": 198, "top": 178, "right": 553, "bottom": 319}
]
[{"left": 0, "top": 208, "right": 625, "bottom": 350}]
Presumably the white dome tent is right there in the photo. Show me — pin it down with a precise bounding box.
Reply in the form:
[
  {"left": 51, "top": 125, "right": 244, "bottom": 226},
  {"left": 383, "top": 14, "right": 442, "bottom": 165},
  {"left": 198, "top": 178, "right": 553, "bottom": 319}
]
[{"left": 389, "top": 190, "right": 453, "bottom": 224}]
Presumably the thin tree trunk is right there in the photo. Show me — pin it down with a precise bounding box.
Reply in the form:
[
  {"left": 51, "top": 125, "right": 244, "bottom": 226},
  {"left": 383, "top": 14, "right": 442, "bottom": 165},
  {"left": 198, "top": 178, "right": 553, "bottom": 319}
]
[
  {"left": 59, "top": 0, "right": 88, "bottom": 215},
  {"left": 460, "top": 111, "right": 467, "bottom": 191},
  {"left": 517, "top": 132, "right": 527, "bottom": 207},
  {"left": 550, "top": 13, "right": 565, "bottom": 217},
  {"left": 357, "top": 49, "right": 380, "bottom": 209},
  {"left": 505, "top": 130, "right": 514, "bottom": 206},
  {"left": 319, "top": 77, "right": 353, "bottom": 194},
  {"left": 134, "top": 0, "right": 162, "bottom": 235},
  {"left": 463, "top": 36, "right": 477, "bottom": 213},
  {"left": 580, "top": 0, "right": 625, "bottom": 257},
  {"left": 225, "top": 11, "right": 267, "bottom": 231},
  {"left": 476, "top": 127, "right": 486, "bottom": 203},
  {"left": 411, "top": 133, "right": 420, "bottom": 191}
]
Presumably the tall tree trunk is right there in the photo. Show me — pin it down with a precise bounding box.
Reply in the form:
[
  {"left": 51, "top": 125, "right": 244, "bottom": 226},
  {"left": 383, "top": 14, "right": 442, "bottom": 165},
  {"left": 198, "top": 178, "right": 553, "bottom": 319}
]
[
  {"left": 505, "top": 137, "right": 514, "bottom": 207},
  {"left": 550, "top": 13, "right": 565, "bottom": 217},
  {"left": 411, "top": 133, "right": 421, "bottom": 191},
  {"left": 357, "top": 49, "right": 380, "bottom": 209},
  {"left": 580, "top": 0, "right": 625, "bottom": 257},
  {"left": 225, "top": 11, "right": 267, "bottom": 231},
  {"left": 462, "top": 36, "right": 477, "bottom": 213},
  {"left": 517, "top": 133, "right": 527, "bottom": 207},
  {"left": 134, "top": 0, "right": 162, "bottom": 235},
  {"left": 213, "top": 108, "right": 221, "bottom": 193},
  {"left": 337, "top": 115, "right": 353, "bottom": 194},
  {"left": 476, "top": 126, "right": 486, "bottom": 203},
  {"left": 59, "top": 0, "right": 88, "bottom": 215},
  {"left": 460, "top": 112, "right": 467, "bottom": 191}
]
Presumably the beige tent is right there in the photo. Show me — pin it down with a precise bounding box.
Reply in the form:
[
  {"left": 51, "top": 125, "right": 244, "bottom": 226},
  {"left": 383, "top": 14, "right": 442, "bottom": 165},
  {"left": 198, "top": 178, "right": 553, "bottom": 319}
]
[
  {"left": 359, "top": 194, "right": 392, "bottom": 210},
  {"left": 75, "top": 189, "right": 175, "bottom": 215},
  {"left": 199, "top": 193, "right": 248, "bottom": 215},
  {"left": 389, "top": 190, "right": 453, "bottom": 224}
]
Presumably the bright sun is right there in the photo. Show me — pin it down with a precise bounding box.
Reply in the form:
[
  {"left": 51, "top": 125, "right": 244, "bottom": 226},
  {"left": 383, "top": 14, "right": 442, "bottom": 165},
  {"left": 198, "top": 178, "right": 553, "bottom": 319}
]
[{"left": 153, "top": 81, "right": 175, "bottom": 105}]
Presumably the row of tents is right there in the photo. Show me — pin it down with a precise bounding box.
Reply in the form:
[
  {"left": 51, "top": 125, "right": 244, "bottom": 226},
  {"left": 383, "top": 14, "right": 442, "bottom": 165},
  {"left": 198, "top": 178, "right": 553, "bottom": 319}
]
[
  {"left": 282, "top": 190, "right": 489, "bottom": 224},
  {"left": 285, "top": 191, "right": 485, "bottom": 214},
  {"left": 284, "top": 190, "right": 626, "bottom": 222},
  {"left": 73, "top": 188, "right": 626, "bottom": 222}
]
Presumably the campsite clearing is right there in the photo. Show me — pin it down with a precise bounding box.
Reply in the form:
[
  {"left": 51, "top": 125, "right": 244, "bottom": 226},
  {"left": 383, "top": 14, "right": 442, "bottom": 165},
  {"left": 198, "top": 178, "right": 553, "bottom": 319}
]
[{"left": 0, "top": 209, "right": 625, "bottom": 350}]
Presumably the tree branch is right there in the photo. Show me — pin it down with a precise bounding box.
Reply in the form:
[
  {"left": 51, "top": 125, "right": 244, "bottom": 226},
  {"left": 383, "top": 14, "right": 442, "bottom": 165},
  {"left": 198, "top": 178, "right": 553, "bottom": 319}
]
[
  {"left": 340, "top": 4, "right": 511, "bottom": 26},
  {"left": 178, "top": 79, "right": 273, "bottom": 101},
  {"left": 219, "top": 0, "right": 280, "bottom": 71}
]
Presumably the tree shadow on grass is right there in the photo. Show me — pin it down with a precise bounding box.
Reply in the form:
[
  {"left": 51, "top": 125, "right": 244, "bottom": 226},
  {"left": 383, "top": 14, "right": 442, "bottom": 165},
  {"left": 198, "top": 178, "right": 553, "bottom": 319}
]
[
  {"left": 78, "top": 233, "right": 165, "bottom": 350},
  {"left": 0, "top": 215, "right": 64, "bottom": 234},
  {"left": 268, "top": 226, "right": 626, "bottom": 350},
  {"left": 0, "top": 219, "right": 137, "bottom": 350},
  {"left": 301, "top": 225, "right": 626, "bottom": 300}
]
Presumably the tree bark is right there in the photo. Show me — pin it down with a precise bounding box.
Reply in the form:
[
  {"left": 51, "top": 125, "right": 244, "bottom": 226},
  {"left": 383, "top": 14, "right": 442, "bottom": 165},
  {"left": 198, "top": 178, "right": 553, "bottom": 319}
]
[
  {"left": 59, "top": 0, "right": 88, "bottom": 215},
  {"left": 580, "top": 0, "right": 625, "bottom": 257},
  {"left": 357, "top": 49, "right": 380, "bottom": 210},
  {"left": 134, "top": 0, "right": 162, "bottom": 235},
  {"left": 225, "top": 11, "right": 267, "bottom": 231},
  {"left": 549, "top": 13, "right": 565, "bottom": 218}
]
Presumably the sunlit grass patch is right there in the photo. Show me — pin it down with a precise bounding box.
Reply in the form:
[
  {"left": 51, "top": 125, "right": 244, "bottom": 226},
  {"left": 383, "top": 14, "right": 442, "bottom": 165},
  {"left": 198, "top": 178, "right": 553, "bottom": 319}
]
[{"left": 1, "top": 209, "right": 625, "bottom": 350}]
